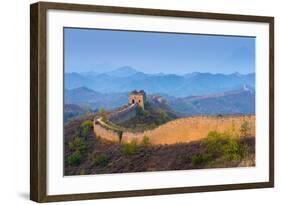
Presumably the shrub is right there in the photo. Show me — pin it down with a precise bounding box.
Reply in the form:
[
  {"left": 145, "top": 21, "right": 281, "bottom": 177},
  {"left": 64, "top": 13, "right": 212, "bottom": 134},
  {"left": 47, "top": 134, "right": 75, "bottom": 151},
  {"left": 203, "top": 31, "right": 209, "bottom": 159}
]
[
  {"left": 222, "top": 138, "right": 242, "bottom": 161},
  {"left": 203, "top": 131, "right": 226, "bottom": 156},
  {"left": 69, "top": 136, "right": 85, "bottom": 151},
  {"left": 91, "top": 153, "right": 109, "bottom": 167},
  {"left": 81, "top": 120, "right": 92, "bottom": 138},
  {"left": 240, "top": 143, "right": 249, "bottom": 158},
  {"left": 141, "top": 136, "right": 151, "bottom": 146},
  {"left": 68, "top": 150, "right": 81, "bottom": 166},
  {"left": 199, "top": 130, "right": 249, "bottom": 164},
  {"left": 191, "top": 153, "right": 212, "bottom": 166},
  {"left": 121, "top": 140, "right": 139, "bottom": 156}
]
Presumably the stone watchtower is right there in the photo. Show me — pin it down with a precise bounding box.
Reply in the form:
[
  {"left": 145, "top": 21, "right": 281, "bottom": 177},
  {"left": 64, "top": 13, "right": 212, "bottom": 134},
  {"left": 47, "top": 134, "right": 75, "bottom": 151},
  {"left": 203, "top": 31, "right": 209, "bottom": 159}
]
[{"left": 129, "top": 90, "right": 146, "bottom": 109}]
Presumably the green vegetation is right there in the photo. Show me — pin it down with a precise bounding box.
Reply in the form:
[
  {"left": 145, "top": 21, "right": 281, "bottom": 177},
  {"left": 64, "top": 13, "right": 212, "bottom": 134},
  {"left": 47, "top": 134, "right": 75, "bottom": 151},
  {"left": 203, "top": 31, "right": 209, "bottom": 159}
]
[
  {"left": 68, "top": 150, "right": 81, "bottom": 166},
  {"left": 159, "top": 109, "right": 169, "bottom": 121},
  {"left": 121, "top": 136, "right": 150, "bottom": 156},
  {"left": 240, "top": 120, "right": 250, "bottom": 137},
  {"left": 69, "top": 136, "right": 85, "bottom": 152},
  {"left": 118, "top": 102, "right": 175, "bottom": 132},
  {"left": 136, "top": 106, "right": 150, "bottom": 117},
  {"left": 65, "top": 113, "right": 255, "bottom": 175},
  {"left": 203, "top": 131, "right": 227, "bottom": 156},
  {"left": 192, "top": 129, "right": 249, "bottom": 166},
  {"left": 81, "top": 120, "right": 92, "bottom": 138},
  {"left": 223, "top": 138, "right": 248, "bottom": 161},
  {"left": 121, "top": 140, "right": 139, "bottom": 156},
  {"left": 191, "top": 153, "right": 212, "bottom": 166},
  {"left": 68, "top": 136, "right": 85, "bottom": 167},
  {"left": 141, "top": 136, "right": 151, "bottom": 146},
  {"left": 91, "top": 153, "right": 109, "bottom": 167}
]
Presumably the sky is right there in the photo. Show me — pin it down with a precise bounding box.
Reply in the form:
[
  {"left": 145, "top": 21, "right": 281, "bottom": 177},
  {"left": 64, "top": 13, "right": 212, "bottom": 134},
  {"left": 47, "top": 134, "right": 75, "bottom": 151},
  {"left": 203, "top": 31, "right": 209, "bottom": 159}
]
[{"left": 64, "top": 27, "right": 255, "bottom": 75}]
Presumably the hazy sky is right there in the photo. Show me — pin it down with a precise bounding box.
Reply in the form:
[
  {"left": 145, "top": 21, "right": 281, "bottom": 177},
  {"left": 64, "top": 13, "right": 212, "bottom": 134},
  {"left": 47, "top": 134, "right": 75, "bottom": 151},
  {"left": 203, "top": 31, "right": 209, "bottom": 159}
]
[{"left": 64, "top": 28, "right": 255, "bottom": 75}]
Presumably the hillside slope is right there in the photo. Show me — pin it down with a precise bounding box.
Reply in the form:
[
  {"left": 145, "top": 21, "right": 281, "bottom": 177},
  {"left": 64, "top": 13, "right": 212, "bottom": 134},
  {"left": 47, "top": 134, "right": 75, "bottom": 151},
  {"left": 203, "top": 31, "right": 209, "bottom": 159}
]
[{"left": 64, "top": 115, "right": 255, "bottom": 175}]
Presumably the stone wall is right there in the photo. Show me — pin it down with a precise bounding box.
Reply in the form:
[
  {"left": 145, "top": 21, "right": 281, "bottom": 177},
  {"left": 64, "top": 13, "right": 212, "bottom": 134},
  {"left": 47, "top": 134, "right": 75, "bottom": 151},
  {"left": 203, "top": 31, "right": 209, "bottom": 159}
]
[
  {"left": 94, "top": 115, "right": 256, "bottom": 145},
  {"left": 93, "top": 120, "right": 121, "bottom": 143},
  {"left": 107, "top": 103, "right": 138, "bottom": 124},
  {"left": 144, "top": 115, "right": 255, "bottom": 145}
]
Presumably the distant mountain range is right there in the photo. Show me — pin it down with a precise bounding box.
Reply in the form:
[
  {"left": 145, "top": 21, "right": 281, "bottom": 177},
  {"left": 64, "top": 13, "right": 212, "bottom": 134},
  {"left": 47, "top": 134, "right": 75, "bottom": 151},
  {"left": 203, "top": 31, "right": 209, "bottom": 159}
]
[
  {"left": 168, "top": 85, "right": 255, "bottom": 116},
  {"left": 65, "top": 87, "right": 129, "bottom": 110},
  {"left": 64, "top": 104, "right": 88, "bottom": 123},
  {"left": 65, "top": 85, "right": 255, "bottom": 116},
  {"left": 65, "top": 66, "right": 255, "bottom": 97}
]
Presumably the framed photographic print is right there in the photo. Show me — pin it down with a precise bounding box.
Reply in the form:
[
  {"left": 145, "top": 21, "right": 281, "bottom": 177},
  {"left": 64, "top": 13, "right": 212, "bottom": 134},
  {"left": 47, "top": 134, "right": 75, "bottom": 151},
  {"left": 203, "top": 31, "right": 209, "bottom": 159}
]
[{"left": 30, "top": 1, "right": 274, "bottom": 202}]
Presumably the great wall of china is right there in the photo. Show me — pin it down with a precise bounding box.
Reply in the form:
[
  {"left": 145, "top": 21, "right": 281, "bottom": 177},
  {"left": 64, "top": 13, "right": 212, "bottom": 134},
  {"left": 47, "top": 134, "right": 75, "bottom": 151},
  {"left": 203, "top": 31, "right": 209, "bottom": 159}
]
[
  {"left": 107, "top": 103, "right": 138, "bottom": 124},
  {"left": 93, "top": 104, "right": 255, "bottom": 145}
]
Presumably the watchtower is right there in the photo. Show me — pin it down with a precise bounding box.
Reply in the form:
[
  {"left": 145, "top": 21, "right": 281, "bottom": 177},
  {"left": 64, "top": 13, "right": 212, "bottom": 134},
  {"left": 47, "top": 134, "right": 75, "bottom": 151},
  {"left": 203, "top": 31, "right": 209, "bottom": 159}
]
[{"left": 129, "top": 90, "right": 146, "bottom": 109}]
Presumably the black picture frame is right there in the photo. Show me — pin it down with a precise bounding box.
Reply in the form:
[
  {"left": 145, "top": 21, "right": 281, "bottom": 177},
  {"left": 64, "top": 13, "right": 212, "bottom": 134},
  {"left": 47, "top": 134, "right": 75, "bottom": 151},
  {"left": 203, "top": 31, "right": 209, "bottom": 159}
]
[{"left": 30, "top": 1, "right": 274, "bottom": 202}]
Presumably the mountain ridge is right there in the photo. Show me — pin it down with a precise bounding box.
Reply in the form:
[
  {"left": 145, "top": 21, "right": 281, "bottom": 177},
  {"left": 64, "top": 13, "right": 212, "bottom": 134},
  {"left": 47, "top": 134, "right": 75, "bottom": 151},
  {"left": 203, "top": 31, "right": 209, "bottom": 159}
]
[
  {"left": 65, "top": 86, "right": 255, "bottom": 116},
  {"left": 65, "top": 67, "right": 255, "bottom": 97}
]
